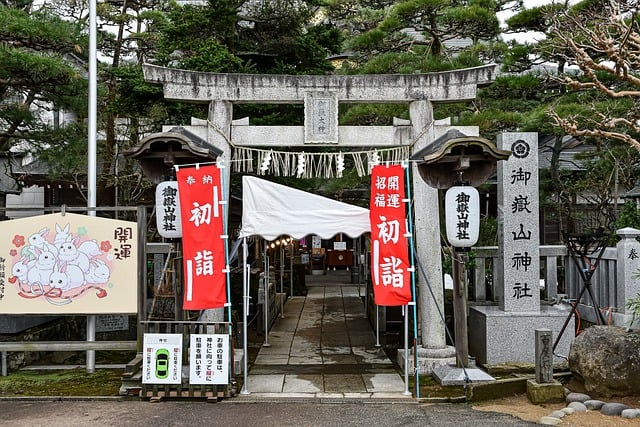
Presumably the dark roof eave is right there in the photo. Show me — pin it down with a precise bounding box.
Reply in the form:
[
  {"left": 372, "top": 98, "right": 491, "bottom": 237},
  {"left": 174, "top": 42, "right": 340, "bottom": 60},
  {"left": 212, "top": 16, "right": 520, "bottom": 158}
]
[{"left": 410, "top": 129, "right": 511, "bottom": 163}]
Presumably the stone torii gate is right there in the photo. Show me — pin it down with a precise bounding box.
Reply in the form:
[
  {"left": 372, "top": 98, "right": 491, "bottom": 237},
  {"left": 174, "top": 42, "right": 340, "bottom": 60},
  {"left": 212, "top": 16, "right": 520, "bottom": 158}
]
[{"left": 142, "top": 63, "right": 498, "bottom": 373}]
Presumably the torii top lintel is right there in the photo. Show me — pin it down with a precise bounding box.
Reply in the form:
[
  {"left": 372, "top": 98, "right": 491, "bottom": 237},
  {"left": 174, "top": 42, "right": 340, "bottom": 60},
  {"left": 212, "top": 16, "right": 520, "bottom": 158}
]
[{"left": 142, "top": 64, "right": 498, "bottom": 104}]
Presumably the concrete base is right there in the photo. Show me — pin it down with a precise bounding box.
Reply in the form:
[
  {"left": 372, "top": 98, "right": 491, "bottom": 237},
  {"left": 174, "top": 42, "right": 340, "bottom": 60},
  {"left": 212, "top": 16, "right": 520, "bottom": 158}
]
[
  {"left": 469, "top": 304, "right": 574, "bottom": 365},
  {"left": 526, "top": 379, "right": 565, "bottom": 404},
  {"left": 234, "top": 349, "right": 244, "bottom": 375},
  {"left": 432, "top": 364, "right": 495, "bottom": 386},
  {"left": 397, "top": 346, "right": 456, "bottom": 375}
]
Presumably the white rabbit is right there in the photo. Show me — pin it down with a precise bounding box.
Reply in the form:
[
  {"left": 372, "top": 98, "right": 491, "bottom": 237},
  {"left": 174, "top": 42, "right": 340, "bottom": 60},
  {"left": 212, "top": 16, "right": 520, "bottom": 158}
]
[
  {"left": 86, "top": 259, "right": 111, "bottom": 284},
  {"left": 54, "top": 223, "right": 71, "bottom": 246},
  {"left": 27, "top": 227, "right": 58, "bottom": 256},
  {"left": 27, "top": 247, "right": 56, "bottom": 285},
  {"left": 57, "top": 237, "right": 90, "bottom": 272},
  {"left": 78, "top": 239, "right": 102, "bottom": 259},
  {"left": 49, "top": 262, "right": 85, "bottom": 291},
  {"left": 11, "top": 257, "right": 33, "bottom": 283}
]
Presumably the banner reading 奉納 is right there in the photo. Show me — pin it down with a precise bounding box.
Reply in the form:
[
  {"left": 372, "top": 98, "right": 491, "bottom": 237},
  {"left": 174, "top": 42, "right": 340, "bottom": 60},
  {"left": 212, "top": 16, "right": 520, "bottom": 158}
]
[
  {"left": 176, "top": 164, "right": 228, "bottom": 310},
  {"left": 369, "top": 165, "right": 412, "bottom": 306}
]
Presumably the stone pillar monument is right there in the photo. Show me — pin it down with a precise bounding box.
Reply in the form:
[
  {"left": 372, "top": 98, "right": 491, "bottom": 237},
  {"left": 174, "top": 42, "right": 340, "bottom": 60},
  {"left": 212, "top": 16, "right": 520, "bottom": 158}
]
[
  {"left": 469, "top": 133, "right": 573, "bottom": 365},
  {"left": 408, "top": 103, "right": 456, "bottom": 372},
  {"left": 497, "top": 133, "right": 540, "bottom": 311},
  {"left": 197, "top": 100, "right": 233, "bottom": 324},
  {"left": 616, "top": 227, "right": 640, "bottom": 327}
]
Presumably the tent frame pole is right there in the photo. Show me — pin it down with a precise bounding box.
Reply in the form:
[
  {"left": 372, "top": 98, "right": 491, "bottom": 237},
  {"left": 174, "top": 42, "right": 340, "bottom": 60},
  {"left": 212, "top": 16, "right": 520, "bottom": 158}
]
[
  {"left": 263, "top": 241, "right": 271, "bottom": 347},
  {"left": 240, "top": 237, "right": 250, "bottom": 395}
]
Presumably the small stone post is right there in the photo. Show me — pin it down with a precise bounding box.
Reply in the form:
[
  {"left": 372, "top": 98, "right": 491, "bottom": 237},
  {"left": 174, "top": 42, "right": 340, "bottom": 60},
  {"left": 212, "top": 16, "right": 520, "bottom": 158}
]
[
  {"left": 526, "top": 328, "right": 564, "bottom": 404},
  {"left": 535, "top": 329, "right": 553, "bottom": 384},
  {"left": 616, "top": 228, "right": 640, "bottom": 324}
]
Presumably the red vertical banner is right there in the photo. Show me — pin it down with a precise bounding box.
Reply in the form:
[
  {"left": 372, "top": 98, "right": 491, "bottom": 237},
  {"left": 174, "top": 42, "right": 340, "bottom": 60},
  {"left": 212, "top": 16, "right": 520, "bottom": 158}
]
[
  {"left": 369, "top": 165, "right": 412, "bottom": 306},
  {"left": 176, "top": 165, "right": 228, "bottom": 310}
]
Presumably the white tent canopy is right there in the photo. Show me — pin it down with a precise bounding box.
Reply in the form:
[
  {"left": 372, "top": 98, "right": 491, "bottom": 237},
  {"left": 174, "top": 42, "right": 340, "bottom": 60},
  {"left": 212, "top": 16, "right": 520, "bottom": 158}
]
[{"left": 238, "top": 176, "right": 370, "bottom": 240}]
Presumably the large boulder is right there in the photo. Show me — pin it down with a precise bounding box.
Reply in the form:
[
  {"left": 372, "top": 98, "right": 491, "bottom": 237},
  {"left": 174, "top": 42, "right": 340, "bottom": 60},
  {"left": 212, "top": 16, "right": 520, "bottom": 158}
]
[{"left": 569, "top": 326, "right": 640, "bottom": 397}]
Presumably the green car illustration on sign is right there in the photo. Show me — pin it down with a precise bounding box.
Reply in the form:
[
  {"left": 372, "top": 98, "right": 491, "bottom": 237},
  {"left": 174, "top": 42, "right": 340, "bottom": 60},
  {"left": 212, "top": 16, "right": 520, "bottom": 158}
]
[{"left": 155, "top": 348, "right": 170, "bottom": 379}]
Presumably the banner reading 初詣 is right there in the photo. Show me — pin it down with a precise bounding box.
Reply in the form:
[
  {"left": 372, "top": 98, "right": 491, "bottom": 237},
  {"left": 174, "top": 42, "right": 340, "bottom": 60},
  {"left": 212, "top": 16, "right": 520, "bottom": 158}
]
[
  {"left": 176, "top": 164, "right": 228, "bottom": 310},
  {"left": 369, "top": 164, "right": 412, "bottom": 306},
  {"left": 0, "top": 212, "right": 137, "bottom": 314}
]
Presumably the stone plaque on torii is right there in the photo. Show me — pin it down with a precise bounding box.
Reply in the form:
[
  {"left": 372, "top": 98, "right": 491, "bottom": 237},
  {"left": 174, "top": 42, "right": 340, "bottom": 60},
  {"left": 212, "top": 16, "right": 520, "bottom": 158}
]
[{"left": 142, "top": 63, "right": 497, "bottom": 372}]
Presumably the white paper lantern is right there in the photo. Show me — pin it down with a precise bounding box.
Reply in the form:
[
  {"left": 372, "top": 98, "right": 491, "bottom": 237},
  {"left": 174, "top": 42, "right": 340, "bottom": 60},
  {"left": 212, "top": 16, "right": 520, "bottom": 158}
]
[
  {"left": 155, "top": 181, "right": 182, "bottom": 238},
  {"left": 445, "top": 185, "right": 480, "bottom": 247}
]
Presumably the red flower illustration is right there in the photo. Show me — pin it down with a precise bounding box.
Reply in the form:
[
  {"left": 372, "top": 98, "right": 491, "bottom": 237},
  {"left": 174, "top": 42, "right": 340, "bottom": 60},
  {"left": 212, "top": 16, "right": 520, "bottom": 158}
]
[
  {"left": 9, "top": 249, "right": 17, "bottom": 257},
  {"left": 100, "top": 240, "right": 112, "bottom": 252},
  {"left": 12, "top": 235, "right": 25, "bottom": 247}
]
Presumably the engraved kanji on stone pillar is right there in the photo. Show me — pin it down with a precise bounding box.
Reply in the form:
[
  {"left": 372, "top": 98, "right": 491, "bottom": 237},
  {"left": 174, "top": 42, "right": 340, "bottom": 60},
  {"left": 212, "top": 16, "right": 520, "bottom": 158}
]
[{"left": 497, "top": 133, "right": 540, "bottom": 312}]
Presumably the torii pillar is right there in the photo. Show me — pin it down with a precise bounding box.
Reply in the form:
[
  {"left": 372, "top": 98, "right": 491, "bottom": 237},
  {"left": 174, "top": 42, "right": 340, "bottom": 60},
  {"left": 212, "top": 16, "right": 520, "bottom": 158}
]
[{"left": 143, "top": 64, "right": 498, "bottom": 370}]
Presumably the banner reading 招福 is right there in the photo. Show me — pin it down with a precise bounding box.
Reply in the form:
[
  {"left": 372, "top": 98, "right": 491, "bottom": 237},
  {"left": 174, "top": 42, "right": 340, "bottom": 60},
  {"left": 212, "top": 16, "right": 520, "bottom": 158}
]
[
  {"left": 369, "top": 165, "right": 412, "bottom": 306},
  {"left": 176, "top": 165, "right": 228, "bottom": 310}
]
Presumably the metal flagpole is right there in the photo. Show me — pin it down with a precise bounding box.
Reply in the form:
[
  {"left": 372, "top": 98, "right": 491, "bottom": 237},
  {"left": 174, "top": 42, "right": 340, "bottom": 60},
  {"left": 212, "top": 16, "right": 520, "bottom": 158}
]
[
  {"left": 240, "top": 237, "right": 250, "bottom": 395},
  {"left": 403, "top": 304, "right": 410, "bottom": 395},
  {"left": 218, "top": 161, "right": 233, "bottom": 384},
  {"left": 86, "top": 0, "right": 98, "bottom": 374},
  {"left": 404, "top": 161, "right": 420, "bottom": 397},
  {"left": 375, "top": 305, "right": 381, "bottom": 348},
  {"left": 219, "top": 161, "right": 232, "bottom": 325}
]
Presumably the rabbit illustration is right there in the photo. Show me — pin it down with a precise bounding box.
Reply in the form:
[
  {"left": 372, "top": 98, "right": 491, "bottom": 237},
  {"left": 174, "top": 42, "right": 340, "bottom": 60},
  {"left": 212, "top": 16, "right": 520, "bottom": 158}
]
[
  {"left": 57, "top": 237, "right": 90, "bottom": 272},
  {"left": 53, "top": 223, "right": 71, "bottom": 246},
  {"left": 11, "top": 257, "right": 33, "bottom": 283},
  {"left": 27, "top": 247, "right": 56, "bottom": 285},
  {"left": 27, "top": 227, "right": 58, "bottom": 256},
  {"left": 49, "top": 262, "right": 85, "bottom": 291},
  {"left": 86, "top": 259, "right": 111, "bottom": 284},
  {"left": 78, "top": 239, "right": 102, "bottom": 259}
]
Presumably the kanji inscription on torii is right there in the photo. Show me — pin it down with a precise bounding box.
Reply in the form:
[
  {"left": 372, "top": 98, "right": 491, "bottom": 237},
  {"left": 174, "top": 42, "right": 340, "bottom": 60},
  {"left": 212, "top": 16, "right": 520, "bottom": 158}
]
[
  {"left": 304, "top": 92, "right": 338, "bottom": 144},
  {"left": 497, "top": 133, "right": 540, "bottom": 312}
]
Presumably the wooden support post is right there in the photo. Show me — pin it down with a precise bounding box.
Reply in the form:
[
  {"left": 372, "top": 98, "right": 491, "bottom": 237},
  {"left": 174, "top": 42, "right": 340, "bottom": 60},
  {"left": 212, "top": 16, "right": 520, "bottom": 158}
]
[{"left": 452, "top": 248, "right": 469, "bottom": 368}]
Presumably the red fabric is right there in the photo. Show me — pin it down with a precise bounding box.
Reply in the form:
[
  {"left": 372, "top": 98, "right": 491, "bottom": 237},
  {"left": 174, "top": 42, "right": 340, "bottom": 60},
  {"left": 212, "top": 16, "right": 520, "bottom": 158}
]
[
  {"left": 369, "top": 165, "right": 412, "bottom": 306},
  {"left": 176, "top": 165, "right": 227, "bottom": 309}
]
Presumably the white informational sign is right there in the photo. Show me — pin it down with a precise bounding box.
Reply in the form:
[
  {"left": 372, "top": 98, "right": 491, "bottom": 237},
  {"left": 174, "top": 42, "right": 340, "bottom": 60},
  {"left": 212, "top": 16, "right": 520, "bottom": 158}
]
[
  {"left": 155, "top": 181, "right": 182, "bottom": 238},
  {"left": 333, "top": 242, "right": 347, "bottom": 250},
  {"left": 311, "top": 235, "right": 321, "bottom": 249},
  {"left": 142, "top": 333, "right": 182, "bottom": 384},
  {"left": 189, "top": 334, "right": 229, "bottom": 385},
  {"left": 445, "top": 186, "right": 480, "bottom": 247}
]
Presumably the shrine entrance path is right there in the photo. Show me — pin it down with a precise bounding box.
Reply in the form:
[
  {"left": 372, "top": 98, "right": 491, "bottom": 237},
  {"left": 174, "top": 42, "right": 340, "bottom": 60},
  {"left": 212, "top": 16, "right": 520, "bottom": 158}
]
[{"left": 241, "top": 271, "right": 409, "bottom": 399}]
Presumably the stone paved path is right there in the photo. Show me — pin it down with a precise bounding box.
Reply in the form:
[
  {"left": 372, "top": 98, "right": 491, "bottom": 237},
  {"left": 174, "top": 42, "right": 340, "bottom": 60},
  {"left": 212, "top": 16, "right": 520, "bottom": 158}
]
[{"left": 241, "top": 271, "right": 410, "bottom": 399}]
